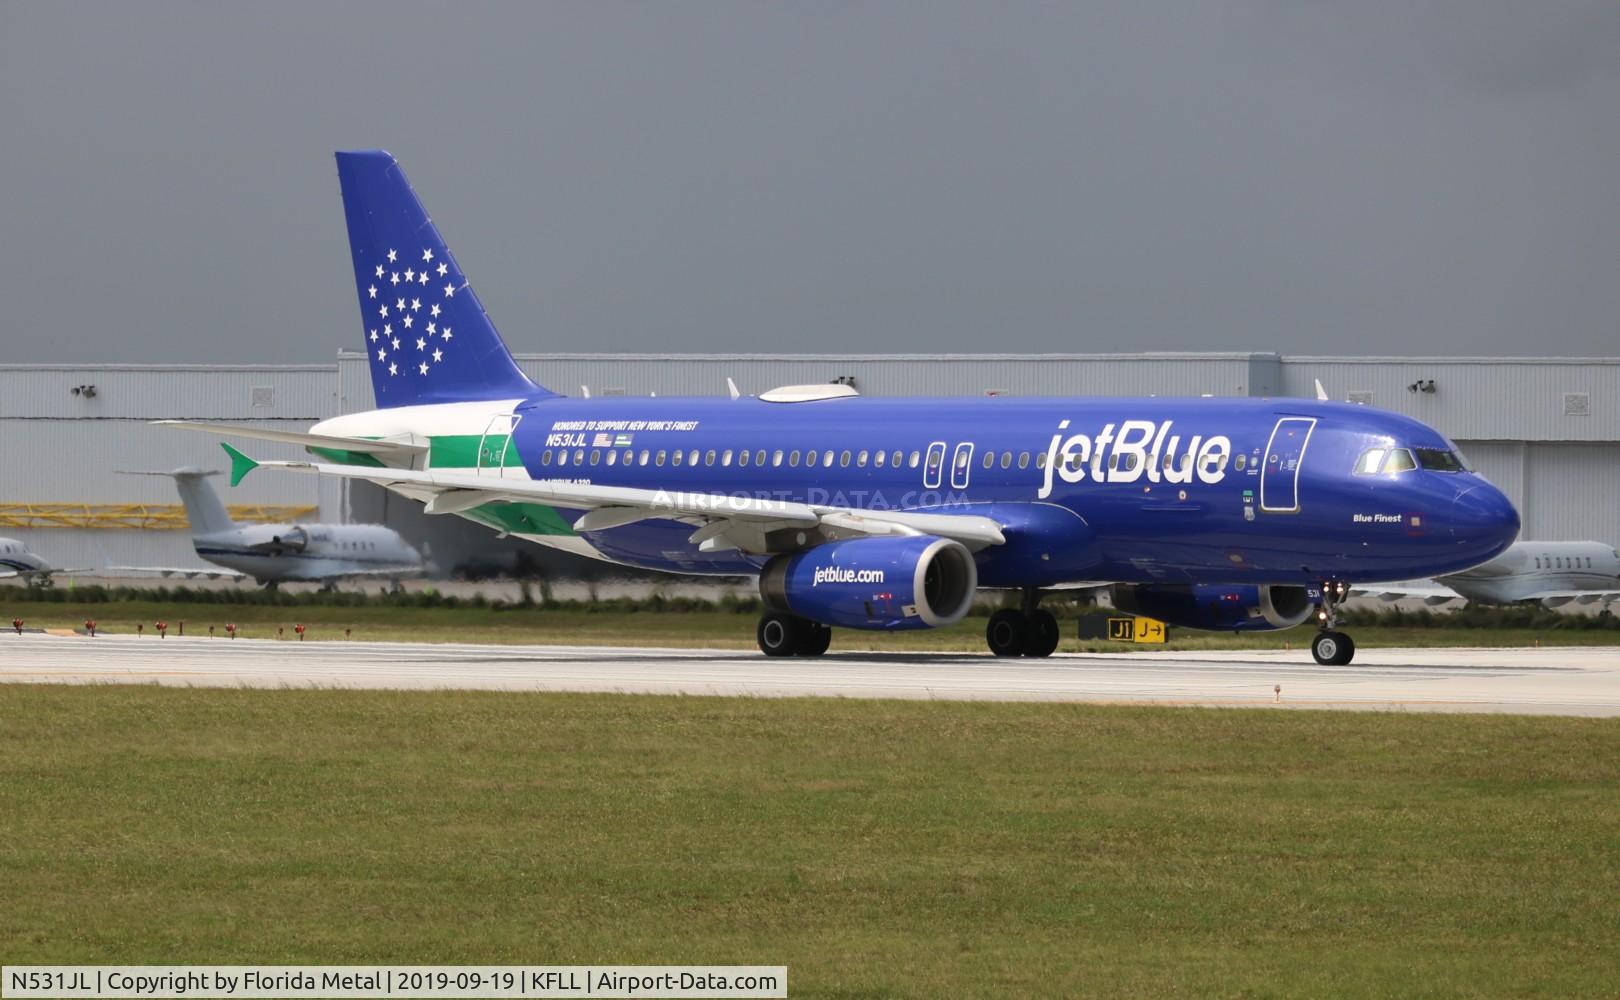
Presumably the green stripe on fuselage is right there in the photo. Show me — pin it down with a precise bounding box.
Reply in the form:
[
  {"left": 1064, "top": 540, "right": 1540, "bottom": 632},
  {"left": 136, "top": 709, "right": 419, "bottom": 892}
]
[
  {"left": 308, "top": 447, "right": 387, "bottom": 467},
  {"left": 430, "top": 434, "right": 524, "bottom": 469}
]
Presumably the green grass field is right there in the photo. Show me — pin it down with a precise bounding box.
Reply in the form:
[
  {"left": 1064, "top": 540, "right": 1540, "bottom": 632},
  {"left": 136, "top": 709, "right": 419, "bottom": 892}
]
[
  {"left": 6, "top": 595, "right": 1620, "bottom": 652},
  {"left": 2, "top": 686, "right": 1618, "bottom": 997}
]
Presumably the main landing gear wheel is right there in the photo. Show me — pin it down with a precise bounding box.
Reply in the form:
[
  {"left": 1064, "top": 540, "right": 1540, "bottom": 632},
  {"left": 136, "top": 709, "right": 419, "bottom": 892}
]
[
  {"left": 986, "top": 609, "right": 1027, "bottom": 658},
  {"left": 757, "top": 611, "right": 804, "bottom": 658},
  {"left": 1312, "top": 630, "right": 1355, "bottom": 666},
  {"left": 1024, "top": 609, "right": 1060, "bottom": 659},
  {"left": 796, "top": 622, "right": 832, "bottom": 657},
  {"left": 757, "top": 611, "right": 832, "bottom": 657}
]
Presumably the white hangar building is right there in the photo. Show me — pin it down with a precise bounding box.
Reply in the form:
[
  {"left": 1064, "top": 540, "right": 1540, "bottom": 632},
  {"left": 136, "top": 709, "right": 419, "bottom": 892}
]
[{"left": 3, "top": 353, "right": 1616, "bottom": 579}]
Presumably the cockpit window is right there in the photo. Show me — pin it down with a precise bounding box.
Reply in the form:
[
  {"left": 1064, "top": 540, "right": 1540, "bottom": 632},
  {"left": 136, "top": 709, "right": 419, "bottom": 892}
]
[
  {"left": 1383, "top": 449, "right": 1417, "bottom": 473},
  {"left": 1414, "top": 447, "right": 1467, "bottom": 473},
  {"left": 1353, "top": 448, "right": 1386, "bottom": 475}
]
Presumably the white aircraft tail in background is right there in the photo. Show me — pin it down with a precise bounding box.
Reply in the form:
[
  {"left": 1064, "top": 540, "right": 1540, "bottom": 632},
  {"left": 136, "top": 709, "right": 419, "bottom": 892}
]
[{"left": 108, "top": 469, "right": 427, "bottom": 588}]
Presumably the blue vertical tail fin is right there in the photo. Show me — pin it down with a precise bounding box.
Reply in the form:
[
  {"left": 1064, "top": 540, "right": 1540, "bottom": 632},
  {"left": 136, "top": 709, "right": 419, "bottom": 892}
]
[{"left": 335, "top": 150, "right": 552, "bottom": 408}]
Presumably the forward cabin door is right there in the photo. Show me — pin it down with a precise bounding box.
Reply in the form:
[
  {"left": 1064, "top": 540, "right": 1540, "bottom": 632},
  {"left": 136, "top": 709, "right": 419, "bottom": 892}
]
[
  {"left": 477, "top": 413, "right": 522, "bottom": 478},
  {"left": 1259, "top": 417, "right": 1315, "bottom": 513}
]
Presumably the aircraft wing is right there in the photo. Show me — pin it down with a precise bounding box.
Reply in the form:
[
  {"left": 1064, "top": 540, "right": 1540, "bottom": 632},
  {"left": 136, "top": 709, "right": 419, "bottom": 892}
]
[
  {"left": 103, "top": 565, "right": 248, "bottom": 581},
  {"left": 225, "top": 447, "right": 1006, "bottom": 554},
  {"left": 0, "top": 567, "right": 93, "bottom": 580},
  {"left": 154, "top": 421, "right": 426, "bottom": 458},
  {"left": 1520, "top": 590, "right": 1620, "bottom": 609},
  {"left": 1349, "top": 582, "right": 1464, "bottom": 606}
]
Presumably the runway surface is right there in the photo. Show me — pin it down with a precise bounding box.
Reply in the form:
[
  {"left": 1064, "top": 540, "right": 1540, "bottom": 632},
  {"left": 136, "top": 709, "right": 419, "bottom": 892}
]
[{"left": 6, "top": 632, "right": 1620, "bottom": 715}]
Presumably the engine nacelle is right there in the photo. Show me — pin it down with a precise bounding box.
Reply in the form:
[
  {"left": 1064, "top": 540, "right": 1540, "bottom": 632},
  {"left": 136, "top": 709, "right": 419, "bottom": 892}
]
[
  {"left": 760, "top": 535, "right": 978, "bottom": 630},
  {"left": 1111, "top": 583, "right": 1315, "bottom": 632},
  {"left": 237, "top": 525, "right": 310, "bottom": 554}
]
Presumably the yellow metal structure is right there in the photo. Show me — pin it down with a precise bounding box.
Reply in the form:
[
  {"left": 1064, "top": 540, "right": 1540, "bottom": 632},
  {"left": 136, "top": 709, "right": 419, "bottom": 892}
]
[{"left": 0, "top": 503, "right": 319, "bottom": 530}]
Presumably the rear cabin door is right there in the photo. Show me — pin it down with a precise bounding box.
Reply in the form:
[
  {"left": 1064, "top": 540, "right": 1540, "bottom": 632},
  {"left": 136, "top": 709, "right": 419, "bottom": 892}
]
[
  {"left": 477, "top": 413, "right": 521, "bottom": 478},
  {"left": 1260, "top": 417, "right": 1315, "bottom": 513}
]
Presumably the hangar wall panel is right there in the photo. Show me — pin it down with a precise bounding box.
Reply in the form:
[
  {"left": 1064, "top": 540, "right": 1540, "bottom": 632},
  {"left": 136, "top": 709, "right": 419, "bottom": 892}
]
[
  {"left": 0, "top": 365, "right": 336, "bottom": 420},
  {"left": 337, "top": 352, "right": 1283, "bottom": 409},
  {"left": 1522, "top": 443, "right": 1620, "bottom": 544},
  {"left": 1279, "top": 358, "right": 1620, "bottom": 443},
  {"left": 0, "top": 366, "right": 338, "bottom": 575}
]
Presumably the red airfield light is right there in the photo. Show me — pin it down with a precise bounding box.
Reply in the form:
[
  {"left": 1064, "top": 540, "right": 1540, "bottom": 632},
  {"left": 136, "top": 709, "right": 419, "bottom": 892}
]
[
  {"left": 225, "top": 622, "right": 237, "bottom": 639},
  {"left": 294, "top": 623, "right": 306, "bottom": 641},
  {"left": 155, "top": 620, "right": 168, "bottom": 638},
  {"left": 84, "top": 619, "right": 96, "bottom": 637},
  {"left": 12, "top": 618, "right": 22, "bottom": 635}
]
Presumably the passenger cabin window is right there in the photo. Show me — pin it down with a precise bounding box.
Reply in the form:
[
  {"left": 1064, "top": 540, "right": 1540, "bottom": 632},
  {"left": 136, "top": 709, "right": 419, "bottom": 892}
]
[
  {"left": 857, "top": 450, "right": 868, "bottom": 467},
  {"left": 722, "top": 449, "right": 733, "bottom": 466},
  {"left": 909, "top": 451, "right": 921, "bottom": 468},
  {"left": 1018, "top": 452, "right": 1030, "bottom": 469},
  {"left": 875, "top": 450, "right": 886, "bottom": 468},
  {"left": 789, "top": 450, "right": 800, "bottom": 467},
  {"left": 823, "top": 449, "right": 834, "bottom": 467},
  {"left": 840, "top": 450, "right": 851, "bottom": 467},
  {"left": 705, "top": 449, "right": 716, "bottom": 466},
  {"left": 982, "top": 451, "right": 995, "bottom": 470},
  {"left": 1001, "top": 452, "right": 1012, "bottom": 470},
  {"left": 806, "top": 450, "right": 819, "bottom": 468},
  {"left": 739, "top": 449, "right": 751, "bottom": 467},
  {"left": 673, "top": 450, "right": 684, "bottom": 466},
  {"left": 1235, "top": 454, "right": 1246, "bottom": 472}
]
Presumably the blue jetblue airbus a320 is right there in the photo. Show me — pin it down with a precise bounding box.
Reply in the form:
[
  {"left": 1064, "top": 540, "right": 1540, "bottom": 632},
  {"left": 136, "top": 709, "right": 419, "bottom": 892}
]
[{"left": 166, "top": 151, "right": 1520, "bottom": 664}]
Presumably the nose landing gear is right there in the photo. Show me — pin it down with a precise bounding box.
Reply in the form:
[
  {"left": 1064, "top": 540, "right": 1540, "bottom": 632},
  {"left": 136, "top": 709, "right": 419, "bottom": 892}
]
[{"left": 1311, "top": 580, "right": 1356, "bottom": 665}]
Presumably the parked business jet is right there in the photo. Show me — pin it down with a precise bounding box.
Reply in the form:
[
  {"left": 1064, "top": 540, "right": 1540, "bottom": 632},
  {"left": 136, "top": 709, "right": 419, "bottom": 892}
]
[
  {"left": 1356, "top": 540, "right": 1620, "bottom": 609},
  {"left": 163, "top": 150, "right": 1520, "bottom": 663},
  {"left": 109, "top": 468, "right": 425, "bottom": 588},
  {"left": 0, "top": 538, "right": 85, "bottom": 582}
]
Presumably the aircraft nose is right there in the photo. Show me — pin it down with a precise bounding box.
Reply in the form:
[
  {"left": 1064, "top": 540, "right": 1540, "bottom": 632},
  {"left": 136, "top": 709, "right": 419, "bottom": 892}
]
[{"left": 1452, "top": 480, "right": 1520, "bottom": 558}]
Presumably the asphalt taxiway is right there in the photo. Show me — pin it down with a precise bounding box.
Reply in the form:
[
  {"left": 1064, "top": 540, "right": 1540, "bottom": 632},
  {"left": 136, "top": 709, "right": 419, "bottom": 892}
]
[{"left": 5, "top": 632, "right": 1620, "bottom": 715}]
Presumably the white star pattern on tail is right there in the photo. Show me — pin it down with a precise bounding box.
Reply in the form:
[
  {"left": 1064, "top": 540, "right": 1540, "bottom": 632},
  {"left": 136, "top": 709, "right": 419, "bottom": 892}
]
[{"left": 366, "top": 247, "right": 462, "bottom": 380}]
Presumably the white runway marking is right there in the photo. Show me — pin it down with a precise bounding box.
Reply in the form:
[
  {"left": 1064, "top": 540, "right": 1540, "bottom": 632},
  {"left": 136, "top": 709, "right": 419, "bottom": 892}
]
[{"left": 4, "top": 633, "right": 1620, "bottom": 716}]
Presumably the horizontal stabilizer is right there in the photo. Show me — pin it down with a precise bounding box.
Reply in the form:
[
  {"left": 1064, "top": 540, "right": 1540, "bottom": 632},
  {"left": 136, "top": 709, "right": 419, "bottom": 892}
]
[{"left": 154, "top": 420, "right": 425, "bottom": 456}]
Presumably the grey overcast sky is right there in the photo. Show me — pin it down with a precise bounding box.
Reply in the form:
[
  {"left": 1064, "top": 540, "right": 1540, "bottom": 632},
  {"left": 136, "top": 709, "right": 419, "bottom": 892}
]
[{"left": 1, "top": 1, "right": 1616, "bottom": 364}]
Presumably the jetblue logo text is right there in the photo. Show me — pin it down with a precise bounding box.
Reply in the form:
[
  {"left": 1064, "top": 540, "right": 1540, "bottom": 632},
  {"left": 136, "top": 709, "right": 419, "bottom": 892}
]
[
  {"left": 811, "top": 567, "right": 886, "bottom": 586},
  {"left": 1039, "top": 419, "right": 1232, "bottom": 498}
]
